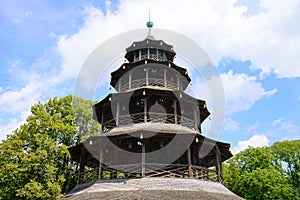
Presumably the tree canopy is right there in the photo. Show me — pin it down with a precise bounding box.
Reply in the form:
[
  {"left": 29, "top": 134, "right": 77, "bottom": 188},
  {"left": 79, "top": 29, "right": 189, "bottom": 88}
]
[
  {"left": 223, "top": 140, "right": 300, "bottom": 200},
  {"left": 0, "top": 95, "right": 100, "bottom": 199}
]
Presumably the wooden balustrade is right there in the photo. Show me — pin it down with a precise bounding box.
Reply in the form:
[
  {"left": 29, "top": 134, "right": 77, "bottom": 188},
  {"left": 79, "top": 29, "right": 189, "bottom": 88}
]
[
  {"left": 102, "top": 112, "right": 196, "bottom": 133},
  {"left": 78, "top": 163, "right": 222, "bottom": 184},
  {"left": 120, "top": 78, "right": 178, "bottom": 92}
]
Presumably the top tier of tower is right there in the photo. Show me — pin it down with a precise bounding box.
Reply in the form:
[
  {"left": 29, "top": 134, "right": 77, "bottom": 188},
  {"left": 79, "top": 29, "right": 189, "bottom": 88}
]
[{"left": 110, "top": 21, "right": 192, "bottom": 92}]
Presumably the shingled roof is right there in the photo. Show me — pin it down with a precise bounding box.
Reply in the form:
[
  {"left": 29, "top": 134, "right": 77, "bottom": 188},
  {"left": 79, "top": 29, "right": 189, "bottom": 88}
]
[{"left": 62, "top": 178, "right": 243, "bottom": 200}]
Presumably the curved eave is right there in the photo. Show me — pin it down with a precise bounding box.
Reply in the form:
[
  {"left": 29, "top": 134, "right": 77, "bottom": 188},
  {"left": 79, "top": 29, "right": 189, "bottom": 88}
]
[{"left": 110, "top": 59, "right": 191, "bottom": 90}]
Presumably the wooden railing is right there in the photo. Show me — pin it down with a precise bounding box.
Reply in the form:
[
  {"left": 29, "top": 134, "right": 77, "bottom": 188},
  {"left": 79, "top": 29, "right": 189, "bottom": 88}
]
[
  {"left": 78, "top": 163, "right": 222, "bottom": 184},
  {"left": 102, "top": 112, "right": 197, "bottom": 133},
  {"left": 120, "top": 78, "right": 178, "bottom": 92},
  {"left": 134, "top": 54, "right": 168, "bottom": 62}
]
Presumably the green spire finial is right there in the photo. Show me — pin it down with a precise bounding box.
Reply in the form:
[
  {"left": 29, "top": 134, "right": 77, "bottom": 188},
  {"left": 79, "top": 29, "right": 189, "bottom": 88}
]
[{"left": 146, "top": 9, "right": 153, "bottom": 36}]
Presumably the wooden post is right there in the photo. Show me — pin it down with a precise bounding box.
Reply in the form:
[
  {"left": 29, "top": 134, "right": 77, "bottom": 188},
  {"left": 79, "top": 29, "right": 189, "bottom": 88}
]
[
  {"left": 98, "top": 147, "right": 103, "bottom": 180},
  {"left": 174, "top": 100, "right": 178, "bottom": 124},
  {"left": 116, "top": 102, "right": 119, "bottom": 126},
  {"left": 146, "top": 68, "right": 149, "bottom": 86},
  {"left": 144, "top": 98, "right": 148, "bottom": 122},
  {"left": 177, "top": 74, "right": 180, "bottom": 91},
  {"left": 142, "top": 139, "right": 146, "bottom": 177},
  {"left": 129, "top": 71, "right": 132, "bottom": 89},
  {"left": 78, "top": 147, "right": 86, "bottom": 184},
  {"left": 101, "top": 111, "right": 104, "bottom": 132},
  {"left": 139, "top": 50, "right": 141, "bottom": 60},
  {"left": 187, "top": 147, "right": 193, "bottom": 178},
  {"left": 215, "top": 145, "right": 222, "bottom": 182},
  {"left": 164, "top": 69, "right": 167, "bottom": 87},
  {"left": 118, "top": 77, "right": 122, "bottom": 92},
  {"left": 194, "top": 103, "right": 198, "bottom": 131}
]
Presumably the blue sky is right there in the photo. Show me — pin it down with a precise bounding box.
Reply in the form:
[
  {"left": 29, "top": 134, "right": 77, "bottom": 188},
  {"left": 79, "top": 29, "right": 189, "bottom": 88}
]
[{"left": 0, "top": 0, "right": 299, "bottom": 153}]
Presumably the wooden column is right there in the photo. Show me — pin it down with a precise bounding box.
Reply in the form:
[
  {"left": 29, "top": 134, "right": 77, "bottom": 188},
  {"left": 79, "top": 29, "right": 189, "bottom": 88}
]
[
  {"left": 215, "top": 145, "right": 223, "bottom": 182},
  {"left": 164, "top": 69, "right": 167, "bottom": 87},
  {"left": 129, "top": 71, "right": 132, "bottom": 89},
  {"left": 139, "top": 50, "right": 141, "bottom": 60},
  {"left": 174, "top": 100, "right": 178, "bottom": 124},
  {"left": 101, "top": 111, "right": 104, "bottom": 132},
  {"left": 194, "top": 103, "right": 198, "bottom": 130},
  {"left": 116, "top": 102, "right": 120, "bottom": 126},
  {"left": 98, "top": 146, "right": 103, "bottom": 180},
  {"left": 187, "top": 147, "right": 193, "bottom": 178},
  {"left": 144, "top": 97, "right": 148, "bottom": 122},
  {"left": 118, "top": 77, "right": 122, "bottom": 92},
  {"left": 177, "top": 74, "right": 180, "bottom": 91},
  {"left": 78, "top": 147, "right": 86, "bottom": 184},
  {"left": 146, "top": 68, "right": 149, "bottom": 86},
  {"left": 141, "top": 139, "right": 146, "bottom": 177}
]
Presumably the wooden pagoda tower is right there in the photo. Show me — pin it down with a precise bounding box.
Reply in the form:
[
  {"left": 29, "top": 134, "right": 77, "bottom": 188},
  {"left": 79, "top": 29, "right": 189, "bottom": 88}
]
[{"left": 68, "top": 20, "right": 233, "bottom": 188}]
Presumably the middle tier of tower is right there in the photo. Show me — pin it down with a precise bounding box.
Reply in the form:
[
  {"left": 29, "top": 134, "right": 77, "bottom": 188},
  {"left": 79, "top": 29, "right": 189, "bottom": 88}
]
[{"left": 93, "top": 88, "right": 210, "bottom": 133}]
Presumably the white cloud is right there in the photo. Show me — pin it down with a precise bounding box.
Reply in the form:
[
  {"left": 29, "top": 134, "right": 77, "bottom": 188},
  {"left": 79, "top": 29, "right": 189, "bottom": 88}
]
[
  {"left": 190, "top": 70, "right": 276, "bottom": 119},
  {"left": 246, "top": 122, "right": 259, "bottom": 134},
  {"left": 272, "top": 117, "right": 283, "bottom": 125},
  {"left": 263, "top": 88, "right": 277, "bottom": 96},
  {"left": 224, "top": 117, "right": 239, "bottom": 131},
  {"left": 232, "top": 134, "right": 269, "bottom": 154},
  {"left": 272, "top": 117, "right": 298, "bottom": 134},
  {"left": 221, "top": 70, "right": 276, "bottom": 114}
]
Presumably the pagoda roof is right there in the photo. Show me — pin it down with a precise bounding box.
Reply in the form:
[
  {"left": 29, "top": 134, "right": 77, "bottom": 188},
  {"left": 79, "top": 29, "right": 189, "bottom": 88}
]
[
  {"left": 104, "top": 122, "right": 198, "bottom": 136},
  {"left": 62, "top": 177, "right": 243, "bottom": 200}
]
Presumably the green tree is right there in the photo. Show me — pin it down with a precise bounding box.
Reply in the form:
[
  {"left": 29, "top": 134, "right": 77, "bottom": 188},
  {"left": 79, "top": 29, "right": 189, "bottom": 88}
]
[
  {"left": 223, "top": 145, "right": 299, "bottom": 200},
  {"left": 272, "top": 140, "right": 300, "bottom": 191},
  {"left": 0, "top": 95, "right": 101, "bottom": 199}
]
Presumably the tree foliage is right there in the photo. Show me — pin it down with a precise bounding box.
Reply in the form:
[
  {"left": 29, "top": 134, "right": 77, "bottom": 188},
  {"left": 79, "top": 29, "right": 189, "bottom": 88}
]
[
  {"left": 0, "top": 95, "right": 100, "bottom": 199},
  {"left": 223, "top": 141, "right": 300, "bottom": 200}
]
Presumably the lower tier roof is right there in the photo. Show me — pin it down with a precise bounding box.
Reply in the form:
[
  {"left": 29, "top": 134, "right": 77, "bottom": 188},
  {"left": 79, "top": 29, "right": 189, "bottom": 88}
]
[{"left": 62, "top": 177, "right": 243, "bottom": 200}]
